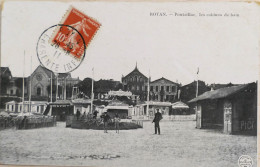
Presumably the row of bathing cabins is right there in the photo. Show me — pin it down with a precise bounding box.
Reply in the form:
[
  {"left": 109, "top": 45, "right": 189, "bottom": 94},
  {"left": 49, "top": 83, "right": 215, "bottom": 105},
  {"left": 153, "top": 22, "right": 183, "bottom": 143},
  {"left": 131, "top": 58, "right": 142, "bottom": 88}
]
[{"left": 5, "top": 82, "right": 257, "bottom": 135}]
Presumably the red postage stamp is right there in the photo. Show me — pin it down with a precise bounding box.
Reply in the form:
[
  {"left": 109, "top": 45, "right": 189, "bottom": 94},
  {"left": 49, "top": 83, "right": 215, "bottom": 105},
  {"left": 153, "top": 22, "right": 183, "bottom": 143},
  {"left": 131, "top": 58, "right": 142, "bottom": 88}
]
[{"left": 51, "top": 6, "right": 101, "bottom": 59}]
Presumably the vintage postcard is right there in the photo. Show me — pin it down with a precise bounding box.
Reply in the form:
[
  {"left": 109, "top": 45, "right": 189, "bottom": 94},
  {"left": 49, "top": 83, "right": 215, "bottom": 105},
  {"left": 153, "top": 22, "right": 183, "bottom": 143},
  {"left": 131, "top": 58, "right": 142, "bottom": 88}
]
[{"left": 0, "top": 1, "right": 259, "bottom": 167}]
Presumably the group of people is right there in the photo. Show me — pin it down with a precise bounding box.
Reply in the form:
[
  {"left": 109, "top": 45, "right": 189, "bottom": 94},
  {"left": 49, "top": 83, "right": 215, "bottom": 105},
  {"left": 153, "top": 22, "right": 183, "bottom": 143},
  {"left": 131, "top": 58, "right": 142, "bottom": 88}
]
[
  {"left": 100, "top": 112, "right": 120, "bottom": 133},
  {"left": 75, "top": 109, "right": 163, "bottom": 135}
]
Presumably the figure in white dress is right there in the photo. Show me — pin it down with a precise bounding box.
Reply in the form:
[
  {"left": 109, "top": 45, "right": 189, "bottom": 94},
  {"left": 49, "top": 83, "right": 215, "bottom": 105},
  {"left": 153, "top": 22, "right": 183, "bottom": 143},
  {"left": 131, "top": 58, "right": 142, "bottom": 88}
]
[{"left": 65, "top": 18, "right": 91, "bottom": 52}]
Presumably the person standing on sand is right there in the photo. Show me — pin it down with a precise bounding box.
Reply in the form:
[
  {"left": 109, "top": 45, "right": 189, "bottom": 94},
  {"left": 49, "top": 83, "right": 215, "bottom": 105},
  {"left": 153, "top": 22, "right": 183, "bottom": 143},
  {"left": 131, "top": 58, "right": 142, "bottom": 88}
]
[
  {"left": 102, "top": 112, "right": 110, "bottom": 133},
  {"left": 152, "top": 110, "right": 163, "bottom": 135},
  {"left": 76, "top": 109, "right": 81, "bottom": 120},
  {"left": 114, "top": 113, "right": 120, "bottom": 134}
]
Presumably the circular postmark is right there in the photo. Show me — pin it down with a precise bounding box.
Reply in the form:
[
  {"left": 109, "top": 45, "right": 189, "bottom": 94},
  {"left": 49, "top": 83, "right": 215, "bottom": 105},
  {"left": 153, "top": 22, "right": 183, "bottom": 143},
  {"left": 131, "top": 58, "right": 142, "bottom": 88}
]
[
  {"left": 36, "top": 24, "right": 86, "bottom": 73},
  {"left": 238, "top": 155, "right": 253, "bottom": 167}
]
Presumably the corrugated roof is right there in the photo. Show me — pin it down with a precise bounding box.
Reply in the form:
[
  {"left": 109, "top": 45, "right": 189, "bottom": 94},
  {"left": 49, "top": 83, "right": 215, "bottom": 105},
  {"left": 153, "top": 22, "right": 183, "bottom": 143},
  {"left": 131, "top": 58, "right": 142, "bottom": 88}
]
[{"left": 189, "top": 84, "right": 248, "bottom": 103}]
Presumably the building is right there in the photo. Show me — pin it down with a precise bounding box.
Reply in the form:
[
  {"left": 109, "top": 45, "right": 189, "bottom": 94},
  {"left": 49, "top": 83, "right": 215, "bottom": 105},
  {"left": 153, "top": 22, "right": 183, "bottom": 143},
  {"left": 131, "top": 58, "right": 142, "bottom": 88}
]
[
  {"left": 189, "top": 83, "right": 257, "bottom": 135},
  {"left": 49, "top": 100, "right": 74, "bottom": 121},
  {"left": 5, "top": 101, "right": 47, "bottom": 113},
  {"left": 149, "top": 77, "right": 179, "bottom": 102},
  {"left": 6, "top": 77, "right": 28, "bottom": 97},
  {"left": 104, "top": 90, "right": 135, "bottom": 118},
  {"left": 133, "top": 101, "right": 172, "bottom": 119},
  {"left": 180, "top": 80, "right": 210, "bottom": 103},
  {"left": 29, "top": 65, "right": 80, "bottom": 100},
  {"left": 72, "top": 98, "right": 91, "bottom": 115},
  {"left": 121, "top": 64, "right": 148, "bottom": 100}
]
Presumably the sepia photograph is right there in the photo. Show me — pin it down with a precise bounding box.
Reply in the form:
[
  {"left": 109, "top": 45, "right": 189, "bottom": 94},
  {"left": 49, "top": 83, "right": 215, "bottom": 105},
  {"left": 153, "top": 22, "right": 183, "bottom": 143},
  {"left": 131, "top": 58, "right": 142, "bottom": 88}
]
[{"left": 0, "top": 1, "right": 259, "bottom": 167}]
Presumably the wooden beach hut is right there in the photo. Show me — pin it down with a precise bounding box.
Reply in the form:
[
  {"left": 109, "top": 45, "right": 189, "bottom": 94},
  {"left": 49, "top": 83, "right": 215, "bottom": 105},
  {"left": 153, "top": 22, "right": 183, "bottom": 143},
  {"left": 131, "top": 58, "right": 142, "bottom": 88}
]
[{"left": 189, "top": 82, "right": 257, "bottom": 135}]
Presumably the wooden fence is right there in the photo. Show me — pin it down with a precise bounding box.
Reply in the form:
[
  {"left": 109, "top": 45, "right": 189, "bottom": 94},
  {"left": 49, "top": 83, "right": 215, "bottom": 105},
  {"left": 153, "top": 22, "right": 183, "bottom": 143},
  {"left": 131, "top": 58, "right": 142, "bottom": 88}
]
[{"left": 0, "top": 116, "right": 57, "bottom": 130}]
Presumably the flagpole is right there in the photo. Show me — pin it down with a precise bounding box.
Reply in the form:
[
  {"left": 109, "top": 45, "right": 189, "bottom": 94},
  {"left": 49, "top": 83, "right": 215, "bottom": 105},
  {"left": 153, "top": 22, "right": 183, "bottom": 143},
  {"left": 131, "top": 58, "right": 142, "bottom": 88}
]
[
  {"left": 56, "top": 74, "right": 58, "bottom": 101},
  {"left": 196, "top": 67, "right": 199, "bottom": 97},
  {"left": 29, "top": 53, "right": 32, "bottom": 114},
  {"left": 90, "top": 68, "right": 94, "bottom": 114},
  {"left": 50, "top": 73, "right": 53, "bottom": 102},
  {"left": 64, "top": 78, "right": 67, "bottom": 100},
  {"left": 22, "top": 51, "right": 25, "bottom": 115},
  {"left": 146, "top": 70, "right": 150, "bottom": 117},
  {"left": 49, "top": 73, "right": 53, "bottom": 116}
]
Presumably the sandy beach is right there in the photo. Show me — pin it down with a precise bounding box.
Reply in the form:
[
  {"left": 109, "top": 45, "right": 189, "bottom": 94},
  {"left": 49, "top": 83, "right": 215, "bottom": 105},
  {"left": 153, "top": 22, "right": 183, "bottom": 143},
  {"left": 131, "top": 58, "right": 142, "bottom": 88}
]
[{"left": 0, "top": 121, "right": 256, "bottom": 167}]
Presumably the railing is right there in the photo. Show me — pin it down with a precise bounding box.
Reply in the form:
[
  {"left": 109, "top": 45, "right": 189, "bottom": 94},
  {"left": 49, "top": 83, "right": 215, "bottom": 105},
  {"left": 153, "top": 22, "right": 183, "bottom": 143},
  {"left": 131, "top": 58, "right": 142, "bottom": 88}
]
[{"left": 131, "top": 114, "right": 196, "bottom": 121}]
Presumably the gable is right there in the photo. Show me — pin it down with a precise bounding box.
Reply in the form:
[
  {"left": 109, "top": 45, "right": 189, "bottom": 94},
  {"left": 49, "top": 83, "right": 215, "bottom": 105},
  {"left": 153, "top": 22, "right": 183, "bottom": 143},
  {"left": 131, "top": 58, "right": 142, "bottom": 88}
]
[
  {"left": 123, "top": 69, "right": 148, "bottom": 80},
  {"left": 151, "top": 78, "right": 177, "bottom": 85}
]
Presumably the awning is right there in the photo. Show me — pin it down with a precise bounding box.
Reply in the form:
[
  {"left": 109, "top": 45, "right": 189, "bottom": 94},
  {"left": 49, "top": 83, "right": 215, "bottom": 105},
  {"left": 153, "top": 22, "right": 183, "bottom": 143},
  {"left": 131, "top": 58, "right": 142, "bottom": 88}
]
[
  {"left": 105, "top": 106, "right": 129, "bottom": 110},
  {"left": 72, "top": 98, "right": 91, "bottom": 104},
  {"left": 49, "top": 100, "right": 73, "bottom": 106},
  {"left": 172, "top": 101, "right": 189, "bottom": 109},
  {"left": 108, "top": 90, "right": 132, "bottom": 96},
  {"left": 143, "top": 101, "right": 172, "bottom": 106}
]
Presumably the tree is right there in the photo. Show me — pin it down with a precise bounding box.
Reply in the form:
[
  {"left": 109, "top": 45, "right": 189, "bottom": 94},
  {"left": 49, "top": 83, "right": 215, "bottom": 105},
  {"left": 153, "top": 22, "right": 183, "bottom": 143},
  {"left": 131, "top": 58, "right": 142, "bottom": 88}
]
[{"left": 77, "top": 78, "right": 94, "bottom": 98}]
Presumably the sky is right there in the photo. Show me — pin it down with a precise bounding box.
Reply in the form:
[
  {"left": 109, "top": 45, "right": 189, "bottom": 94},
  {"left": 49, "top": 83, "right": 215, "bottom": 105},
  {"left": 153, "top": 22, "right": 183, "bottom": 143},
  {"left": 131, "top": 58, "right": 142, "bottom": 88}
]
[{"left": 1, "top": 1, "right": 259, "bottom": 85}]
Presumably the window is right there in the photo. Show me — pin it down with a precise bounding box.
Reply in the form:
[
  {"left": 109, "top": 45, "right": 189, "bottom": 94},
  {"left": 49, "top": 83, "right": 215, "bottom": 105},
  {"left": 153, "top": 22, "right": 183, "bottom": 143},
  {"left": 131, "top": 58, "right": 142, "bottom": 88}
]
[
  {"left": 145, "top": 86, "right": 147, "bottom": 91},
  {"left": 137, "top": 86, "right": 139, "bottom": 91},
  {"left": 156, "top": 86, "right": 159, "bottom": 92},
  {"left": 161, "top": 86, "right": 164, "bottom": 91},
  {"left": 150, "top": 86, "right": 153, "bottom": 91},
  {"left": 10, "top": 90, "right": 13, "bottom": 95},
  {"left": 130, "top": 77, "right": 133, "bottom": 82},
  {"left": 166, "top": 95, "right": 169, "bottom": 101},
  {"left": 140, "top": 77, "right": 142, "bottom": 82},
  {"left": 166, "top": 86, "right": 170, "bottom": 92},
  {"left": 172, "top": 86, "right": 175, "bottom": 92},
  {"left": 37, "top": 87, "right": 41, "bottom": 96},
  {"left": 135, "top": 76, "right": 138, "bottom": 82},
  {"left": 132, "top": 86, "right": 135, "bottom": 91}
]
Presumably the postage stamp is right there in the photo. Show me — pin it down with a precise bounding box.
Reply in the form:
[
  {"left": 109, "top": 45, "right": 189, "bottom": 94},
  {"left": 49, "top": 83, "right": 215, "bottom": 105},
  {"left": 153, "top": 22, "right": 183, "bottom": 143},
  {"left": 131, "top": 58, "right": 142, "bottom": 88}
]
[
  {"left": 50, "top": 6, "right": 101, "bottom": 60},
  {"left": 36, "top": 6, "right": 101, "bottom": 73},
  {"left": 37, "top": 24, "right": 86, "bottom": 73}
]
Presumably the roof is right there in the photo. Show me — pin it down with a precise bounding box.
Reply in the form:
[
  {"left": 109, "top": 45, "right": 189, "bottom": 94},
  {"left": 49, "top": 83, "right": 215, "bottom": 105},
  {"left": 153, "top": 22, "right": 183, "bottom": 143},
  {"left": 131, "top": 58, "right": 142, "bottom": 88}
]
[
  {"left": 0, "top": 67, "right": 10, "bottom": 73},
  {"left": 189, "top": 84, "right": 249, "bottom": 103},
  {"left": 72, "top": 98, "right": 91, "bottom": 104},
  {"left": 105, "top": 106, "right": 129, "bottom": 110},
  {"left": 172, "top": 101, "right": 189, "bottom": 109},
  {"left": 150, "top": 77, "right": 178, "bottom": 85},
  {"left": 142, "top": 101, "right": 172, "bottom": 106},
  {"left": 34, "top": 65, "right": 71, "bottom": 79},
  {"left": 49, "top": 100, "right": 73, "bottom": 105},
  {"left": 58, "top": 73, "right": 71, "bottom": 79},
  {"left": 6, "top": 101, "right": 17, "bottom": 104},
  {"left": 17, "top": 101, "right": 48, "bottom": 105},
  {"left": 0, "top": 67, "right": 12, "bottom": 76},
  {"left": 108, "top": 90, "right": 132, "bottom": 96},
  {"left": 122, "top": 66, "right": 148, "bottom": 79}
]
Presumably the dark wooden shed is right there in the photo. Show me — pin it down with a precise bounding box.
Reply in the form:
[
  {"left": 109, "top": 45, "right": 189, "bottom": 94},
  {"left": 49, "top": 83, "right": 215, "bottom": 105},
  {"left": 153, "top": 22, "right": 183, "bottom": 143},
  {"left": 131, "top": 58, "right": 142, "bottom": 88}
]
[{"left": 189, "top": 83, "right": 257, "bottom": 135}]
